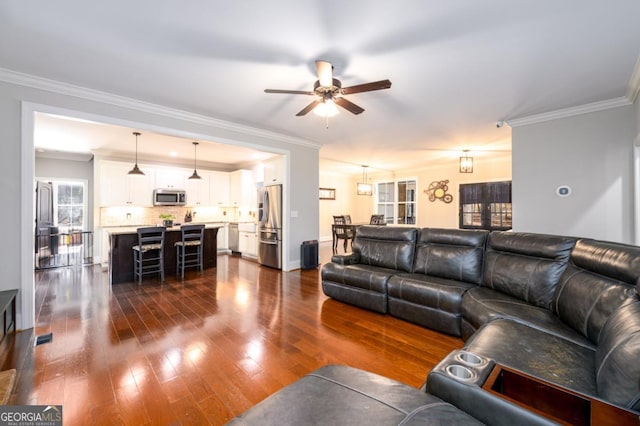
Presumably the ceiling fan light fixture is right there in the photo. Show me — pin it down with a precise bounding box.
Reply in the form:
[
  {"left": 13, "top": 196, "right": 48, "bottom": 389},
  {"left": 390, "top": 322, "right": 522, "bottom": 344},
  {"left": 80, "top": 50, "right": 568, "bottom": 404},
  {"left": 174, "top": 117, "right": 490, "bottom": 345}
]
[
  {"left": 188, "top": 141, "right": 202, "bottom": 180},
  {"left": 127, "top": 131, "right": 145, "bottom": 176},
  {"left": 313, "top": 98, "right": 339, "bottom": 117}
]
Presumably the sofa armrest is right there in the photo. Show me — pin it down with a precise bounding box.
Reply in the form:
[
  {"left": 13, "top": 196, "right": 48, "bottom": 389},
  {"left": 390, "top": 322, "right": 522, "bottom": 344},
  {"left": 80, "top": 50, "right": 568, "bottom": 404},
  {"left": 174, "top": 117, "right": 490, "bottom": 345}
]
[{"left": 331, "top": 253, "right": 361, "bottom": 265}]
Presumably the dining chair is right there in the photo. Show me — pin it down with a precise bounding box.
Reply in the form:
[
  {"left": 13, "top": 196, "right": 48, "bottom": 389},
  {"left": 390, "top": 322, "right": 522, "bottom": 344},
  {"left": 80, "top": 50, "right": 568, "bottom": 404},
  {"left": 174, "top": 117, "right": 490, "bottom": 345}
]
[
  {"left": 370, "top": 214, "right": 386, "bottom": 225},
  {"left": 132, "top": 226, "right": 166, "bottom": 284},
  {"left": 332, "top": 215, "right": 354, "bottom": 253},
  {"left": 175, "top": 224, "right": 205, "bottom": 280}
]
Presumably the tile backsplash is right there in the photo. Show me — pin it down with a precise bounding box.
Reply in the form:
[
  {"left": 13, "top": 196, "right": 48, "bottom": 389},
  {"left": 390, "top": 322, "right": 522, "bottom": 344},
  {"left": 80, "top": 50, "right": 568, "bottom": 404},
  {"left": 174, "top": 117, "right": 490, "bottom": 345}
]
[{"left": 100, "top": 205, "right": 257, "bottom": 227}]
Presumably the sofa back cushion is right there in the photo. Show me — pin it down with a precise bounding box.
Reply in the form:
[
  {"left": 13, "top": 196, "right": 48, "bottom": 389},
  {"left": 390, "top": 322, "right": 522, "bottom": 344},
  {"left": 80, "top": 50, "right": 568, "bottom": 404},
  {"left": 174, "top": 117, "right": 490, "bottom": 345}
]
[
  {"left": 482, "top": 232, "right": 575, "bottom": 308},
  {"left": 353, "top": 226, "right": 418, "bottom": 273},
  {"left": 553, "top": 239, "right": 640, "bottom": 344},
  {"left": 413, "top": 228, "right": 489, "bottom": 284},
  {"left": 595, "top": 298, "right": 640, "bottom": 410}
]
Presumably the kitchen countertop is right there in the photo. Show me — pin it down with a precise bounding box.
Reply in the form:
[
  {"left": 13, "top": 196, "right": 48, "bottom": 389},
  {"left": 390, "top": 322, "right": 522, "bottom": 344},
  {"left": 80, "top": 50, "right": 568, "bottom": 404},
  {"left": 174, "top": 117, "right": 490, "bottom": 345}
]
[{"left": 105, "top": 223, "right": 225, "bottom": 235}]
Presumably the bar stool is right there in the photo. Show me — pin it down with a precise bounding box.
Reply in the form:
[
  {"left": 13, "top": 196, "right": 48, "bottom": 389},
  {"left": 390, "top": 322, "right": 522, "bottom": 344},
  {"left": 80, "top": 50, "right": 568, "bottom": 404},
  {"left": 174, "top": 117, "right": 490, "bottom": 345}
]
[
  {"left": 175, "top": 224, "right": 205, "bottom": 280},
  {"left": 132, "top": 226, "right": 166, "bottom": 284}
]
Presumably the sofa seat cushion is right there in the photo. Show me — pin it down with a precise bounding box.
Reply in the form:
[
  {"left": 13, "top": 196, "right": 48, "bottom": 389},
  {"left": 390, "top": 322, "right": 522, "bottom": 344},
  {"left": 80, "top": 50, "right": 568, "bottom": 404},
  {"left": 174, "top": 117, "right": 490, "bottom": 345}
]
[
  {"left": 464, "top": 319, "right": 597, "bottom": 398},
  {"left": 227, "top": 365, "right": 483, "bottom": 425},
  {"left": 461, "top": 287, "right": 594, "bottom": 349},
  {"left": 388, "top": 273, "right": 476, "bottom": 335},
  {"left": 322, "top": 262, "right": 398, "bottom": 313}
]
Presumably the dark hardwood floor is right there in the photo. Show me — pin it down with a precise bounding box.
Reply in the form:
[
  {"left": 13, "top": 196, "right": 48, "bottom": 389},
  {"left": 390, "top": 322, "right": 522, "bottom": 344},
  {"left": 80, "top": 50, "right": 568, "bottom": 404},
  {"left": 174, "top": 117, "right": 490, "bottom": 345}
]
[{"left": 2, "top": 242, "right": 462, "bottom": 425}]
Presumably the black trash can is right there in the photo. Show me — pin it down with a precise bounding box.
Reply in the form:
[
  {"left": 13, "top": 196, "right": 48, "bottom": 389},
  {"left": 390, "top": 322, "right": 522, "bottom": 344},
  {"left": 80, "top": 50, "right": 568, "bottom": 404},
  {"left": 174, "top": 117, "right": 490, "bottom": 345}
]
[{"left": 300, "top": 240, "right": 319, "bottom": 270}]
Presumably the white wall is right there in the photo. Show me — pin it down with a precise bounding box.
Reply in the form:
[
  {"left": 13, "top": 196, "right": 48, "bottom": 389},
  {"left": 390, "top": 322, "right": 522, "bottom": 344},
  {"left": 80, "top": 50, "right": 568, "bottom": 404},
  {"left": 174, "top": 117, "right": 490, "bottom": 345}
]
[
  {"left": 319, "top": 154, "right": 512, "bottom": 238},
  {"left": 35, "top": 156, "right": 94, "bottom": 230},
  {"left": 0, "top": 77, "right": 320, "bottom": 330},
  {"left": 512, "top": 105, "right": 636, "bottom": 243},
  {"left": 318, "top": 172, "right": 356, "bottom": 241}
]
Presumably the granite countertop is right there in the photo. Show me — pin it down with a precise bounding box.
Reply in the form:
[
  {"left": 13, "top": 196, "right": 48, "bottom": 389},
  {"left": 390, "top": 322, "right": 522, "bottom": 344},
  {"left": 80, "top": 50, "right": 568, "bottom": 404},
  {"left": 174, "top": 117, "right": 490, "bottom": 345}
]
[{"left": 106, "top": 223, "right": 225, "bottom": 235}]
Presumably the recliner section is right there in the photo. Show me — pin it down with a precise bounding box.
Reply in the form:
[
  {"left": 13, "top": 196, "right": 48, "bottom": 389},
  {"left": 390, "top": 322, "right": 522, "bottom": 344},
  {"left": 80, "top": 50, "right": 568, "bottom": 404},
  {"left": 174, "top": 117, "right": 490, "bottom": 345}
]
[
  {"left": 321, "top": 226, "right": 418, "bottom": 313},
  {"left": 388, "top": 228, "right": 489, "bottom": 335}
]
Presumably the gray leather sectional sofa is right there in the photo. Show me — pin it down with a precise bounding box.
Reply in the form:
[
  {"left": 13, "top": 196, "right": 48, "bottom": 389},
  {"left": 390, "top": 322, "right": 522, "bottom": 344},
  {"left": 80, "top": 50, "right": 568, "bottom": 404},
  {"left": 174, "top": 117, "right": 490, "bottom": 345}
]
[{"left": 229, "top": 226, "right": 640, "bottom": 425}]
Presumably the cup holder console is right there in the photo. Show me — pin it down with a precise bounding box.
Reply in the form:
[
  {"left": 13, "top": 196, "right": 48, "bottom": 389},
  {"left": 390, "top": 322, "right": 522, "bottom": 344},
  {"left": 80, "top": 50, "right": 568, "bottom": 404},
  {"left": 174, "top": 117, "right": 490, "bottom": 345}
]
[
  {"left": 431, "top": 350, "right": 493, "bottom": 387},
  {"left": 445, "top": 364, "right": 477, "bottom": 382},
  {"left": 455, "top": 351, "right": 488, "bottom": 367}
]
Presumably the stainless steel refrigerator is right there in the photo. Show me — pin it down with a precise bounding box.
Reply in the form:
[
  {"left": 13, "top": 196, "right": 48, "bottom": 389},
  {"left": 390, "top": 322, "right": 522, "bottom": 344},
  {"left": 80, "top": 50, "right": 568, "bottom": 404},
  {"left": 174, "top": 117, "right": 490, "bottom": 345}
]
[{"left": 258, "top": 184, "right": 282, "bottom": 269}]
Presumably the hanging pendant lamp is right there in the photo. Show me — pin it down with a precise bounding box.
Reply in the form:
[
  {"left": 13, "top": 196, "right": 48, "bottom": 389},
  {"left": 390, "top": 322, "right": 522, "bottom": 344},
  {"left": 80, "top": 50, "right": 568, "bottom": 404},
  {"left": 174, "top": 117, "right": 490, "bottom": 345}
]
[
  {"left": 127, "top": 132, "right": 145, "bottom": 176},
  {"left": 357, "top": 165, "right": 373, "bottom": 196},
  {"left": 459, "top": 149, "right": 473, "bottom": 173},
  {"left": 188, "top": 141, "right": 202, "bottom": 180}
]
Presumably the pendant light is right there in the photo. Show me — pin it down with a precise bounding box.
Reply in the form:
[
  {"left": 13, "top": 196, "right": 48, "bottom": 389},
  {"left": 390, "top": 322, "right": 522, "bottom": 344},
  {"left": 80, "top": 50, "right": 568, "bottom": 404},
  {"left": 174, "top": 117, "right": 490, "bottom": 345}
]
[
  {"left": 127, "top": 132, "right": 145, "bottom": 176},
  {"left": 357, "top": 165, "right": 373, "bottom": 196},
  {"left": 188, "top": 141, "right": 202, "bottom": 180},
  {"left": 459, "top": 150, "right": 473, "bottom": 173}
]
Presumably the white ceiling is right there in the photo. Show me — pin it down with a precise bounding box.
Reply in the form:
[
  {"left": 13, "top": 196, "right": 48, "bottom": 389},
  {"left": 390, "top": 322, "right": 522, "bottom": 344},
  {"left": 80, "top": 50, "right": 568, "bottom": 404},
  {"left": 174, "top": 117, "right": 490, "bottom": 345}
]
[{"left": 2, "top": 1, "right": 640, "bottom": 175}]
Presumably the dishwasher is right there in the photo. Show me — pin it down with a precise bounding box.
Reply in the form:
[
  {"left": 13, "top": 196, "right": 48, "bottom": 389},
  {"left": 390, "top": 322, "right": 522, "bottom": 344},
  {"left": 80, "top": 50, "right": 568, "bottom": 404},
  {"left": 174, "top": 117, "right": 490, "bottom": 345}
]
[{"left": 228, "top": 222, "right": 239, "bottom": 253}]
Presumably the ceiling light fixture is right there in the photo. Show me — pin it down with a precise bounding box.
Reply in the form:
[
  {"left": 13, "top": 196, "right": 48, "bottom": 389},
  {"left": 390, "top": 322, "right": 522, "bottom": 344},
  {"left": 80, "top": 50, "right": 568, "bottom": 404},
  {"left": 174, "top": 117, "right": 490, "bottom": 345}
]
[
  {"left": 314, "top": 95, "right": 339, "bottom": 129},
  {"left": 459, "top": 150, "right": 473, "bottom": 173},
  {"left": 357, "top": 165, "right": 373, "bottom": 196},
  {"left": 188, "top": 141, "right": 202, "bottom": 180},
  {"left": 127, "top": 132, "right": 145, "bottom": 176},
  {"left": 313, "top": 97, "right": 339, "bottom": 118}
]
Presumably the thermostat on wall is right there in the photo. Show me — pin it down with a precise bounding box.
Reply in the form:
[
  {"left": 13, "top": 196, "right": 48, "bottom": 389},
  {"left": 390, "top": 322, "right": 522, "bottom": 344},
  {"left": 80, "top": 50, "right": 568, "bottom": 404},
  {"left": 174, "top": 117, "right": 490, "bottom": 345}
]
[{"left": 556, "top": 185, "right": 572, "bottom": 197}]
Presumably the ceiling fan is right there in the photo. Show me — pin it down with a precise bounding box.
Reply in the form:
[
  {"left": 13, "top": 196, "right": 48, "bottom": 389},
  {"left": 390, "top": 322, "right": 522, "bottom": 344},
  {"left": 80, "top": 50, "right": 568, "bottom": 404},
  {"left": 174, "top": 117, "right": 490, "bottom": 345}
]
[{"left": 264, "top": 60, "right": 392, "bottom": 116}]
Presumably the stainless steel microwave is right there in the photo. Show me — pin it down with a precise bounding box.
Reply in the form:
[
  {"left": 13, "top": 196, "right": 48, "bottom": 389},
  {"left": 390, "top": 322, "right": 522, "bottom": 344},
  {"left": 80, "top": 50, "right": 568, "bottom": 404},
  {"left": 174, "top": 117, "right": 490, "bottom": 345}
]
[{"left": 153, "top": 189, "right": 186, "bottom": 206}]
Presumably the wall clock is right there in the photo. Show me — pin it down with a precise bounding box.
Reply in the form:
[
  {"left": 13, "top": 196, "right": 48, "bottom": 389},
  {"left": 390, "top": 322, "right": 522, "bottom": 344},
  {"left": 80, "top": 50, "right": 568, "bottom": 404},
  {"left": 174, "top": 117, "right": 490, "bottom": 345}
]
[{"left": 425, "top": 180, "right": 453, "bottom": 203}]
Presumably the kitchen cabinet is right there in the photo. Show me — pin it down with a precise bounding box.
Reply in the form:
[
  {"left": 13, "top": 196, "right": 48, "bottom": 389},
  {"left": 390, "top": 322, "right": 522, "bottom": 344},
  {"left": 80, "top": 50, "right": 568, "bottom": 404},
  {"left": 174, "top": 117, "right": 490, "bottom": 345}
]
[
  {"left": 100, "top": 161, "right": 154, "bottom": 206},
  {"left": 229, "top": 169, "right": 256, "bottom": 208},
  {"left": 185, "top": 172, "right": 211, "bottom": 206},
  {"left": 263, "top": 156, "right": 284, "bottom": 185},
  {"left": 209, "top": 171, "right": 230, "bottom": 206},
  {"left": 155, "top": 168, "right": 187, "bottom": 189},
  {"left": 238, "top": 231, "right": 257, "bottom": 257}
]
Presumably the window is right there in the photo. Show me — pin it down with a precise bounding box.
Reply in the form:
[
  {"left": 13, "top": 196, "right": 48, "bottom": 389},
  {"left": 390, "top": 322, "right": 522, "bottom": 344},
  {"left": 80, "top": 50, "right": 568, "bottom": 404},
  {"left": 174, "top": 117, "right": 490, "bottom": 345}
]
[
  {"left": 375, "top": 179, "right": 417, "bottom": 224},
  {"left": 54, "top": 181, "right": 85, "bottom": 232},
  {"left": 459, "top": 181, "right": 511, "bottom": 230}
]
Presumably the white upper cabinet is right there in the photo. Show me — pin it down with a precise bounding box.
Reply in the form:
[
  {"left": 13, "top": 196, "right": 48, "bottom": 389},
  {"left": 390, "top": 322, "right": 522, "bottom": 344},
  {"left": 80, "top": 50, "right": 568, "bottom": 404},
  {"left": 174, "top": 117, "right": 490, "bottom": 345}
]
[
  {"left": 185, "top": 172, "right": 211, "bottom": 206},
  {"left": 262, "top": 156, "right": 284, "bottom": 185},
  {"left": 209, "top": 171, "right": 230, "bottom": 206},
  {"left": 229, "top": 169, "right": 256, "bottom": 208},
  {"left": 154, "top": 168, "right": 187, "bottom": 189},
  {"left": 100, "top": 161, "right": 154, "bottom": 206}
]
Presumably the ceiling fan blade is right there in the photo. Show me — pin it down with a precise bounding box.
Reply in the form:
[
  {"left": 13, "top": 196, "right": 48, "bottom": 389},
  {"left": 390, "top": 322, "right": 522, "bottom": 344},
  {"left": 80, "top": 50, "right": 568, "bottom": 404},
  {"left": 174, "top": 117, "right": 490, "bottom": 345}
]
[
  {"left": 265, "top": 89, "right": 315, "bottom": 95},
  {"left": 296, "top": 100, "right": 321, "bottom": 116},
  {"left": 316, "top": 60, "right": 333, "bottom": 87},
  {"left": 341, "top": 79, "right": 392, "bottom": 95},
  {"left": 334, "top": 97, "right": 365, "bottom": 115}
]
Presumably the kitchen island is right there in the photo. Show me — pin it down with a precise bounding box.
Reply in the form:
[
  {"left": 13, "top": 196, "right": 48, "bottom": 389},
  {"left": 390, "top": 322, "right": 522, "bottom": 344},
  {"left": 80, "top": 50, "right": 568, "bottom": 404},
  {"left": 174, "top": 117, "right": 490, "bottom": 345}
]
[{"left": 108, "top": 225, "right": 220, "bottom": 284}]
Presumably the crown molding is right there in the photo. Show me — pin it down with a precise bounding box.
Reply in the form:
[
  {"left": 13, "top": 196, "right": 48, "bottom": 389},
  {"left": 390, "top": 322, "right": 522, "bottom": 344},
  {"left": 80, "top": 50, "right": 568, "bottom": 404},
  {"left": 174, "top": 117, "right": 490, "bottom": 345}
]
[
  {"left": 509, "top": 54, "right": 640, "bottom": 128},
  {"left": 507, "top": 97, "right": 632, "bottom": 128},
  {"left": 626, "top": 55, "right": 640, "bottom": 104},
  {"left": 0, "top": 67, "right": 321, "bottom": 150}
]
